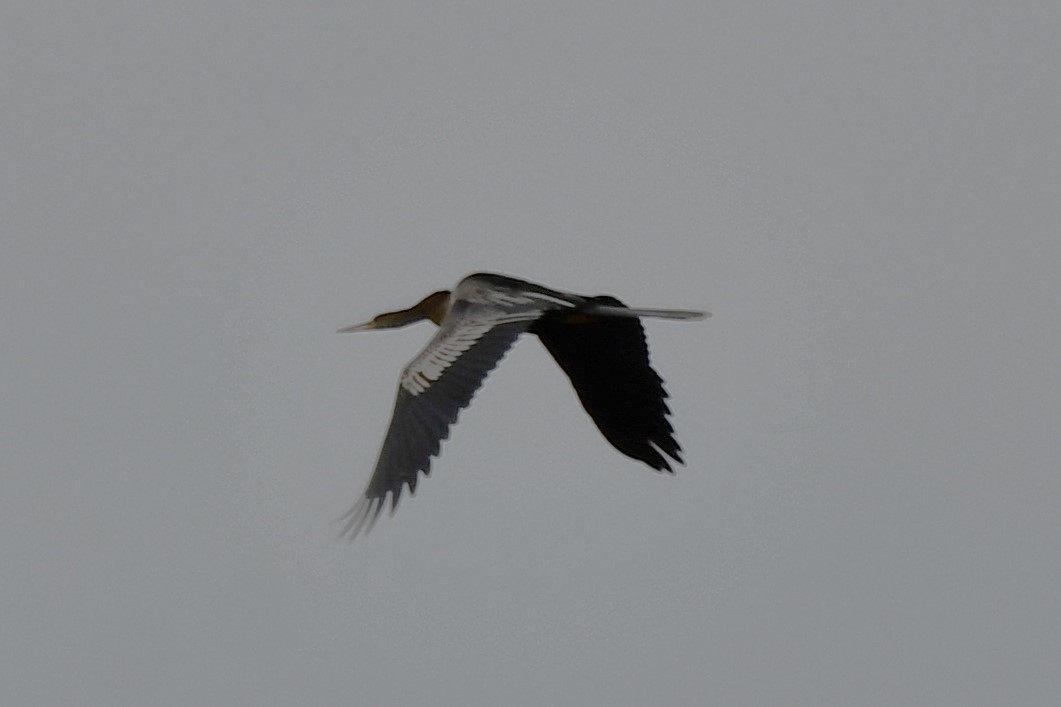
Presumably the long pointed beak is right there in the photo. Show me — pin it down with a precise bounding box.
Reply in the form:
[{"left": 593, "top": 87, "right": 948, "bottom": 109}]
[{"left": 337, "top": 320, "right": 377, "bottom": 333}]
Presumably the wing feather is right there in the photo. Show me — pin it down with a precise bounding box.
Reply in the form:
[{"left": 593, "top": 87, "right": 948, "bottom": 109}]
[
  {"left": 340, "top": 320, "right": 529, "bottom": 538},
  {"left": 531, "top": 296, "right": 685, "bottom": 472},
  {"left": 340, "top": 273, "right": 588, "bottom": 538}
]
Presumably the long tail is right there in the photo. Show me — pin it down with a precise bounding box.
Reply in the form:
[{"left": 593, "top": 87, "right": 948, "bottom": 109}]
[{"left": 583, "top": 303, "right": 710, "bottom": 320}]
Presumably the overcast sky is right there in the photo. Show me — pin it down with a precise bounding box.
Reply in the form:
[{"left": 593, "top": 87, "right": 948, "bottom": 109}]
[{"left": 3, "top": 2, "right": 1060, "bottom": 705}]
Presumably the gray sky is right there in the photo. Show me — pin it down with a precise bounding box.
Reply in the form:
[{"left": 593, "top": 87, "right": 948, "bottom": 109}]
[{"left": 3, "top": 2, "right": 1059, "bottom": 705}]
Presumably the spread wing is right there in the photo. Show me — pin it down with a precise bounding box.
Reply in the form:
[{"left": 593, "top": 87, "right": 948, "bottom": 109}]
[
  {"left": 340, "top": 273, "right": 585, "bottom": 539},
  {"left": 531, "top": 296, "right": 684, "bottom": 472},
  {"left": 339, "top": 319, "right": 528, "bottom": 538}
]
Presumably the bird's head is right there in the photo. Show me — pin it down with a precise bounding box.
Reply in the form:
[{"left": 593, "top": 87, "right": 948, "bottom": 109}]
[{"left": 338, "top": 290, "right": 451, "bottom": 333}]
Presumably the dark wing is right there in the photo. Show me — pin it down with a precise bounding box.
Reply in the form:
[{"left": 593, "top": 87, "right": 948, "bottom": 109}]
[
  {"left": 340, "top": 319, "right": 528, "bottom": 539},
  {"left": 531, "top": 296, "right": 684, "bottom": 472}
]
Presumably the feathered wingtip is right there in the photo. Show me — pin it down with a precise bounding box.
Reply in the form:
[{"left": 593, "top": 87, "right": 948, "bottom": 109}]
[
  {"left": 337, "top": 474, "right": 425, "bottom": 540},
  {"left": 336, "top": 493, "right": 398, "bottom": 541},
  {"left": 337, "top": 497, "right": 377, "bottom": 541}
]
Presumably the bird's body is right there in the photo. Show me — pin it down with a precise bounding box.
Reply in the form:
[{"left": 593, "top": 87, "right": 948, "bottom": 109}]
[{"left": 339, "top": 272, "right": 707, "bottom": 538}]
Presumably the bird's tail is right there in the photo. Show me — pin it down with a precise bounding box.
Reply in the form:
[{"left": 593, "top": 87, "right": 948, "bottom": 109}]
[{"left": 584, "top": 303, "right": 709, "bottom": 321}]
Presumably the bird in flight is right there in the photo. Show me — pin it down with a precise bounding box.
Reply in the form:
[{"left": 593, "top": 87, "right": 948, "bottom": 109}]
[{"left": 338, "top": 272, "right": 707, "bottom": 538}]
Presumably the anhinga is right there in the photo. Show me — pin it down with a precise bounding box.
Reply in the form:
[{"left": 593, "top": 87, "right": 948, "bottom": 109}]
[{"left": 339, "top": 272, "right": 707, "bottom": 538}]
